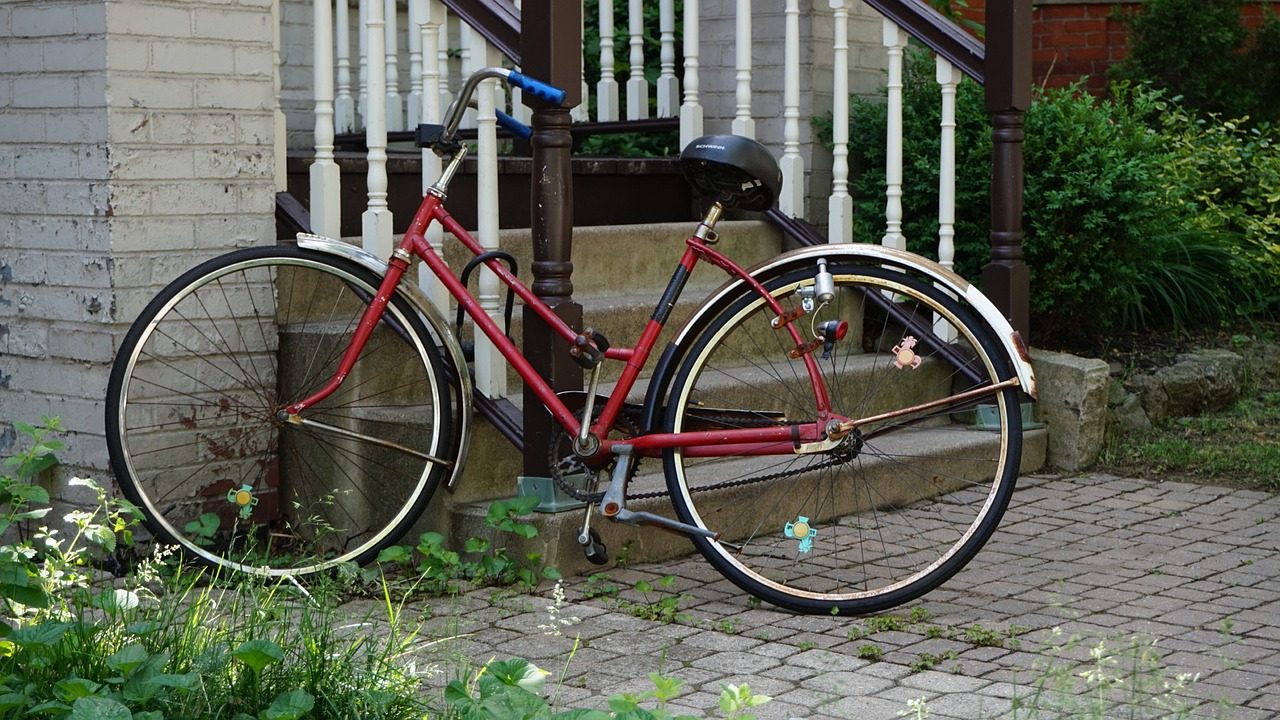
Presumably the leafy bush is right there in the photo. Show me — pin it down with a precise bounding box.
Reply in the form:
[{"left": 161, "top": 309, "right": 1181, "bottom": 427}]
[
  {"left": 1109, "top": 0, "right": 1280, "bottom": 125},
  {"left": 815, "top": 50, "right": 1274, "bottom": 346}
]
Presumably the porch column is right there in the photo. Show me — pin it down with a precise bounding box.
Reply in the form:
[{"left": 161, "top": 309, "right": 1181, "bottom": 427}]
[
  {"left": 983, "top": 0, "right": 1032, "bottom": 342},
  {"left": 521, "top": 0, "right": 584, "bottom": 477}
]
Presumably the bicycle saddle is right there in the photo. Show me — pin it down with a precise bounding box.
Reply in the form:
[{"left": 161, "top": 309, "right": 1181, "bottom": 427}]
[{"left": 680, "top": 134, "right": 782, "bottom": 212}]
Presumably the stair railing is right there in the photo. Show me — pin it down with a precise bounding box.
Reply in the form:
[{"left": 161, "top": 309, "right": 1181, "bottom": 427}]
[{"left": 304, "top": 0, "right": 1030, "bottom": 401}]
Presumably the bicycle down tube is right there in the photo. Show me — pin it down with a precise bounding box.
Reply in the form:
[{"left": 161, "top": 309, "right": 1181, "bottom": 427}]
[{"left": 285, "top": 193, "right": 838, "bottom": 463}]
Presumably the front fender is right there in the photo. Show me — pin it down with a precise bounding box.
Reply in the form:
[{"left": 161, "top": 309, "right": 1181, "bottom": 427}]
[
  {"left": 295, "top": 233, "right": 474, "bottom": 491},
  {"left": 673, "top": 243, "right": 1037, "bottom": 399}
]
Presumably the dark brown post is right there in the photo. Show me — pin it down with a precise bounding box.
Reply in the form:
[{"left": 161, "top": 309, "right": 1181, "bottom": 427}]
[
  {"left": 521, "top": 1, "right": 583, "bottom": 477},
  {"left": 983, "top": 0, "right": 1032, "bottom": 342}
]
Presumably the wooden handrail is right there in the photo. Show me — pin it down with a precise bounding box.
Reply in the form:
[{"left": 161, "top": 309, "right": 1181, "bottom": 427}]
[
  {"left": 862, "top": 0, "right": 986, "bottom": 83},
  {"left": 441, "top": 0, "right": 521, "bottom": 66}
]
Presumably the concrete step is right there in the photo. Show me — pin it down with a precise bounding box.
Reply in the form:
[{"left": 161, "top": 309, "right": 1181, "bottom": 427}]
[{"left": 418, "top": 423, "right": 1049, "bottom": 579}]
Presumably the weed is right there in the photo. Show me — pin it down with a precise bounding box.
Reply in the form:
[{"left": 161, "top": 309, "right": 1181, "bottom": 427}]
[
  {"left": 615, "top": 575, "right": 690, "bottom": 624},
  {"left": 856, "top": 643, "right": 885, "bottom": 661},
  {"left": 1011, "top": 628, "right": 1213, "bottom": 719},
  {"left": 909, "top": 650, "right": 959, "bottom": 673},
  {"left": 582, "top": 571, "right": 621, "bottom": 600}
]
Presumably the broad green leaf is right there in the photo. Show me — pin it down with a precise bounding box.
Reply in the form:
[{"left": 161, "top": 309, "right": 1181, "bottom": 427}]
[
  {"left": 53, "top": 678, "right": 101, "bottom": 702},
  {"left": 375, "top": 545, "right": 411, "bottom": 563},
  {"left": 464, "top": 537, "right": 490, "bottom": 553},
  {"left": 9, "top": 621, "right": 71, "bottom": 648},
  {"left": 261, "top": 689, "right": 315, "bottom": 720},
  {"left": 106, "top": 644, "right": 151, "bottom": 674},
  {"left": 231, "top": 640, "right": 284, "bottom": 673},
  {"left": 551, "top": 711, "right": 613, "bottom": 720},
  {"left": 0, "top": 692, "right": 29, "bottom": 713},
  {"left": 484, "top": 658, "right": 548, "bottom": 694},
  {"left": 92, "top": 589, "right": 140, "bottom": 613},
  {"left": 0, "top": 584, "right": 49, "bottom": 609},
  {"left": 0, "top": 562, "right": 30, "bottom": 587},
  {"left": 69, "top": 696, "right": 132, "bottom": 720}
]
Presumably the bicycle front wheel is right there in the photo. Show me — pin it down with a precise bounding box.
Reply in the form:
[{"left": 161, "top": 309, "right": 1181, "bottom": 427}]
[
  {"left": 106, "top": 245, "right": 453, "bottom": 576},
  {"left": 664, "top": 262, "right": 1022, "bottom": 614}
]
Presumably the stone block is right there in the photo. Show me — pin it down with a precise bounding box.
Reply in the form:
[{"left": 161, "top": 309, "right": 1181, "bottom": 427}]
[{"left": 1030, "top": 348, "right": 1110, "bottom": 471}]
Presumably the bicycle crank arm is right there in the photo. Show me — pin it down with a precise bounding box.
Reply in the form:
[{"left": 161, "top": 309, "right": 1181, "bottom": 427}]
[
  {"left": 609, "top": 507, "right": 720, "bottom": 540},
  {"left": 279, "top": 413, "right": 455, "bottom": 467}
]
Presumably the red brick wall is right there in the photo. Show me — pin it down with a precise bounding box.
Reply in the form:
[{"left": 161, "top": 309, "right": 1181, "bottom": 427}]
[{"left": 950, "top": 1, "right": 1278, "bottom": 94}]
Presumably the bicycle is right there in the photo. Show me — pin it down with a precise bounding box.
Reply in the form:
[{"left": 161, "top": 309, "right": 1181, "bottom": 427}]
[{"left": 106, "top": 67, "right": 1037, "bottom": 615}]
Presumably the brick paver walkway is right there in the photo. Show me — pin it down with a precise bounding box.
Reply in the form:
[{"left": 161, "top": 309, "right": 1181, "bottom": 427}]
[{"left": 422, "top": 473, "right": 1280, "bottom": 718}]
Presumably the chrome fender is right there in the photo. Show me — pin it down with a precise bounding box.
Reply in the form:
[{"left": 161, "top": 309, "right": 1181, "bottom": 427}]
[
  {"left": 674, "top": 243, "right": 1037, "bottom": 399},
  {"left": 295, "top": 233, "right": 474, "bottom": 491}
]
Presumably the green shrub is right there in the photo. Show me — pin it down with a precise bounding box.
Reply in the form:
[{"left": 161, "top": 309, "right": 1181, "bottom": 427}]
[
  {"left": 1109, "top": 0, "right": 1280, "bottom": 125},
  {"left": 816, "top": 51, "right": 1272, "bottom": 346}
]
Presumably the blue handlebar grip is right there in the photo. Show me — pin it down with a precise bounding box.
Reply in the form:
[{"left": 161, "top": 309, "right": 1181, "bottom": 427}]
[
  {"left": 495, "top": 110, "right": 532, "bottom": 140},
  {"left": 506, "top": 71, "right": 567, "bottom": 106}
]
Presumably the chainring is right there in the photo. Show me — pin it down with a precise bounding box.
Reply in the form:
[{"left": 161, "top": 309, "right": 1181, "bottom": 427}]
[{"left": 548, "top": 408, "right": 640, "bottom": 504}]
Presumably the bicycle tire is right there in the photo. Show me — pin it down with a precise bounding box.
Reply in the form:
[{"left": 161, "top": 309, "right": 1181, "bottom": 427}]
[
  {"left": 106, "top": 245, "right": 453, "bottom": 576},
  {"left": 663, "top": 261, "right": 1022, "bottom": 614}
]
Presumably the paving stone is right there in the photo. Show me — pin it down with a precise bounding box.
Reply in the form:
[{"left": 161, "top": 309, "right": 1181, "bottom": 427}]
[{"left": 415, "top": 473, "right": 1280, "bottom": 718}]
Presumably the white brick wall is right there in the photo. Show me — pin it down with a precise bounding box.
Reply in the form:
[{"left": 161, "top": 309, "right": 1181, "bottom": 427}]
[{"left": 0, "top": 0, "right": 277, "bottom": 505}]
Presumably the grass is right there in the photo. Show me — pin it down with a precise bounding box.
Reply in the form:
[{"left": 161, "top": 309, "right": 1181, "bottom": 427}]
[{"left": 1103, "top": 389, "right": 1280, "bottom": 491}]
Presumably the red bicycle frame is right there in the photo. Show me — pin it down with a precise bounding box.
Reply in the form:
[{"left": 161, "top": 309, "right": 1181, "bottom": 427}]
[{"left": 286, "top": 189, "right": 838, "bottom": 469}]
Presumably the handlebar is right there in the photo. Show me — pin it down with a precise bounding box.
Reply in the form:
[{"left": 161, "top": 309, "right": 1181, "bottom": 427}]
[{"left": 440, "top": 67, "right": 566, "bottom": 142}]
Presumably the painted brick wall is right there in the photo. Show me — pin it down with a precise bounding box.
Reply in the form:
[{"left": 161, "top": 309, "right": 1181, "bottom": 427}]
[
  {"left": 0, "top": 0, "right": 276, "bottom": 505},
  {"left": 957, "top": 1, "right": 1279, "bottom": 94}
]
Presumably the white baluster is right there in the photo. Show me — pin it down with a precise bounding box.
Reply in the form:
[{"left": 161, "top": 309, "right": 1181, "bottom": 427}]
[
  {"left": 828, "top": 0, "right": 852, "bottom": 243},
  {"left": 596, "top": 0, "right": 619, "bottom": 122},
  {"left": 312, "top": 0, "right": 341, "bottom": 238},
  {"left": 475, "top": 45, "right": 507, "bottom": 399},
  {"left": 779, "top": 0, "right": 803, "bottom": 216},
  {"left": 626, "top": 0, "right": 649, "bottom": 120},
  {"left": 679, "top": 0, "right": 702, "bottom": 147},
  {"left": 656, "top": 0, "right": 678, "bottom": 117},
  {"left": 407, "top": 0, "right": 424, "bottom": 128},
  {"left": 459, "top": 23, "right": 476, "bottom": 128},
  {"left": 357, "top": 0, "right": 367, "bottom": 125},
  {"left": 573, "top": 0, "right": 589, "bottom": 123},
  {"left": 384, "top": 0, "right": 403, "bottom": 131},
  {"left": 935, "top": 56, "right": 960, "bottom": 341},
  {"left": 419, "top": 0, "right": 449, "bottom": 314},
  {"left": 436, "top": 9, "right": 451, "bottom": 115},
  {"left": 731, "top": 0, "right": 754, "bottom": 137},
  {"left": 335, "top": 0, "right": 355, "bottom": 133},
  {"left": 362, "top": 0, "right": 393, "bottom": 257},
  {"left": 882, "top": 18, "right": 907, "bottom": 252}
]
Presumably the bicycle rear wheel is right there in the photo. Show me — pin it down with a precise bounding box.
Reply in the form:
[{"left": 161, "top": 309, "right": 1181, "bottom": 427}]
[
  {"left": 663, "top": 262, "right": 1022, "bottom": 614},
  {"left": 106, "top": 245, "right": 453, "bottom": 576}
]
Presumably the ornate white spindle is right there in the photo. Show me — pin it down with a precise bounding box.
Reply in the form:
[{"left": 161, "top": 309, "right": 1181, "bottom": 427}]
[
  {"left": 626, "top": 0, "right": 649, "bottom": 120},
  {"left": 475, "top": 44, "right": 507, "bottom": 399},
  {"left": 407, "top": 0, "right": 424, "bottom": 128},
  {"left": 357, "top": 0, "right": 368, "bottom": 124},
  {"left": 731, "top": 0, "right": 754, "bottom": 137},
  {"left": 384, "top": 0, "right": 403, "bottom": 131},
  {"left": 419, "top": 0, "right": 449, "bottom": 314},
  {"left": 436, "top": 10, "right": 451, "bottom": 114},
  {"left": 935, "top": 56, "right": 960, "bottom": 341},
  {"left": 572, "top": 0, "right": 588, "bottom": 122},
  {"left": 597, "top": 0, "right": 619, "bottom": 122},
  {"left": 656, "top": 0, "right": 678, "bottom": 117},
  {"left": 459, "top": 22, "right": 477, "bottom": 128},
  {"left": 882, "top": 19, "right": 907, "bottom": 252},
  {"left": 362, "top": 0, "right": 392, "bottom": 257},
  {"left": 779, "top": 0, "right": 803, "bottom": 216},
  {"left": 335, "top": 0, "right": 355, "bottom": 133},
  {"left": 828, "top": 0, "right": 852, "bottom": 242},
  {"left": 679, "top": 0, "right": 702, "bottom": 147},
  {"left": 311, "top": 0, "right": 341, "bottom": 238}
]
